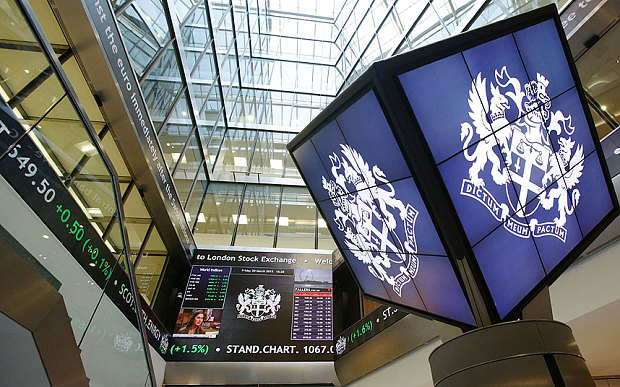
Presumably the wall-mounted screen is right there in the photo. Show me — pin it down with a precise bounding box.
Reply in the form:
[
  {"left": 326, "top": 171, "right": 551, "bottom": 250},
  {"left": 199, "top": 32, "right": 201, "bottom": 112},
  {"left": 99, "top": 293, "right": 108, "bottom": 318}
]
[{"left": 168, "top": 249, "right": 334, "bottom": 361}]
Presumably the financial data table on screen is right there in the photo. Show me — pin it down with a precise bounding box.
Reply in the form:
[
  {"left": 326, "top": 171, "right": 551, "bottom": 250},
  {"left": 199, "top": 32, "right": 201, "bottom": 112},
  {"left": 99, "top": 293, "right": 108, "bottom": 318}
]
[
  {"left": 183, "top": 266, "right": 231, "bottom": 309},
  {"left": 171, "top": 250, "right": 336, "bottom": 361},
  {"left": 291, "top": 285, "right": 333, "bottom": 340}
]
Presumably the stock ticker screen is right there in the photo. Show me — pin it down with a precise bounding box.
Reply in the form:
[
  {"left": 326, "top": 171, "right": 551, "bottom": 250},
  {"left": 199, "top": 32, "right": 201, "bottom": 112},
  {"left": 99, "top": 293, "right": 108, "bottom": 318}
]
[{"left": 168, "top": 249, "right": 335, "bottom": 361}]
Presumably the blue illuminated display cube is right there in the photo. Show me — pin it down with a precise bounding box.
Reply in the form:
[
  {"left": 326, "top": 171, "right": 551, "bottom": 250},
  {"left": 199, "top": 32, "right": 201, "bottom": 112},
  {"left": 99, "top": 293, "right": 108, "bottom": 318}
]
[{"left": 288, "top": 6, "right": 618, "bottom": 326}]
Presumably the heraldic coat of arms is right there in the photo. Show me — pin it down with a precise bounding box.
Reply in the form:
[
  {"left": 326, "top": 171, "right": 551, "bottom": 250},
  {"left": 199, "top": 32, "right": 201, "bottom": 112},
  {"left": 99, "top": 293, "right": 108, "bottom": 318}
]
[
  {"left": 459, "top": 66, "right": 583, "bottom": 243},
  {"left": 335, "top": 336, "right": 347, "bottom": 355},
  {"left": 236, "top": 285, "right": 281, "bottom": 322},
  {"left": 322, "top": 144, "right": 420, "bottom": 297}
]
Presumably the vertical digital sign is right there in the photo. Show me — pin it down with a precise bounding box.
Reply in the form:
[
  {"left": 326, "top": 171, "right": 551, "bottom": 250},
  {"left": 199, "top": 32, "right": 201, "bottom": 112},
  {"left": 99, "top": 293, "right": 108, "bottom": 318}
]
[
  {"left": 288, "top": 5, "right": 618, "bottom": 326},
  {"left": 291, "top": 88, "right": 476, "bottom": 327}
]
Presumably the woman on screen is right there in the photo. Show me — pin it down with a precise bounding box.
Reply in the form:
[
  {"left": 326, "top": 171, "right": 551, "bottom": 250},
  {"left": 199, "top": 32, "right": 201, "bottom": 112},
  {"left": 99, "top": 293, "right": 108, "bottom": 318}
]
[{"left": 177, "top": 310, "right": 205, "bottom": 334}]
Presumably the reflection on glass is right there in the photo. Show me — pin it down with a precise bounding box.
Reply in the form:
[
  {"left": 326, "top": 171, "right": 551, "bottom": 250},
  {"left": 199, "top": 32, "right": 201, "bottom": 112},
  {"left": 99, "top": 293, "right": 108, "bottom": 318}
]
[
  {"left": 135, "top": 252, "right": 166, "bottom": 304},
  {"left": 212, "top": 129, "right": 256, "bottom": 178},
  {"left": 16, "top": 73, "right": 66, "bottom": 120},
  {"left": 0, "top": 51, "right": 51, "bottom": 102},
  {"left": 576, "top": 22, "right": 620, "bottom": 139},
  {"left": 123, "top": 221, "right": 149, "bottom": 252},
  {"left": 78, "top": 295, "right": 150, "bottom": 386},
  {"left": 193, "top": 183, "right": 243, "bottom": 245},
  {"left": 141, "top": 79, "right": 184, "bottom": 121},
  {"left": 234, "top": 185, "right": 279, "bottom": 247},
  {"left": 158, "top": 123, "right": 192, "bottom": 172},
  {"left": 174, "top": 178, "right": 194, "bottom": 208},
  {"left": 69, "top": 179, "right": 117, "bottom": 234},
  {"left": 105, "top": 221, "right": 124, "bottom": 260},
  {"left": 317, "top": 213, "right": 336, "bottom": 250},
  {"left": 276, "top": 186, "right": 315, "bottom": 248},
  {"left": 186, "top": 179, "right": 207, "bottom": 228},
  {"left": 117, "top": 4, "right": 162, "bottom": 76},
  {"left": 205, "top": 120, "right": 226, "bottom": 171},
  {"left": 175, "top": 132, "right": 204, "bottom": 179},
  {"left": 251, "top": 131, "right": 290, "bottom": 178}
]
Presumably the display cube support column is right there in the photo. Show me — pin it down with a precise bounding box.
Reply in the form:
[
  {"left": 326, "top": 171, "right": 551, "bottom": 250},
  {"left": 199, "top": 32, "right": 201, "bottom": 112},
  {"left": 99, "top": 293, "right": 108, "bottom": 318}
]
[{"left": 428, "top": 320, "right": 594, "bottom": 386}]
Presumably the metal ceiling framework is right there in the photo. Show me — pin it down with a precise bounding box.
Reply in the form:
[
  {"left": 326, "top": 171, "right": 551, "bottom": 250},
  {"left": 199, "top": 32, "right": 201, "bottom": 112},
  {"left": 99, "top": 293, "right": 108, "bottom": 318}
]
[
  {"left": 115, "top": 0, "right": 486, "bottom": 182},
  {"left": 87, "top": 0, "right": 619, "bottom": 251}
]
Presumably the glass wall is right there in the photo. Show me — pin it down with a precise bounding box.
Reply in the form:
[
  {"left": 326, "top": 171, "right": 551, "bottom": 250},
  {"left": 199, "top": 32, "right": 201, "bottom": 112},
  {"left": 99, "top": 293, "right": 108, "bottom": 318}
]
[
  {"left": 0, "top": 0, "right": 155, "bottom": 384},
  {"left": 575, "top": 22, "right": 620, "bottom": 139}
]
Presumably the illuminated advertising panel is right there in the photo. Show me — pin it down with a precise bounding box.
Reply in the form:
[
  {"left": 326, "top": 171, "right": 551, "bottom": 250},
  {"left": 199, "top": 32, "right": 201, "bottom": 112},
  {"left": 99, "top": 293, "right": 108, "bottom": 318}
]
[{"left": 289, "top": 5, "right": 618, "bottom": 325}]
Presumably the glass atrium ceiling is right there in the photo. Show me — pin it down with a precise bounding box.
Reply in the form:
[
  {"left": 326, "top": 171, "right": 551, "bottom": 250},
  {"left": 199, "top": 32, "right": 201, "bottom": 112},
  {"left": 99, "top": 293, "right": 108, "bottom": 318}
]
[
  {"left": 110, "top": 0, "right": 564, "bottom": 249},
  {"left": 116, "top": 0, "right": 548, "bottom": 180}
]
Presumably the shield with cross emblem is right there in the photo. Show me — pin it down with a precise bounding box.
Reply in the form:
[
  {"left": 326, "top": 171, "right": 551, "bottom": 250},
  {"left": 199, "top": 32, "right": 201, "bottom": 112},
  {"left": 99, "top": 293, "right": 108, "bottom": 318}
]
[
  {"left": 458, "top": 66, "right": 584, "bottom": 243},
  {"left": 506, "top": 129, "right": 551, "bottom": 218}
]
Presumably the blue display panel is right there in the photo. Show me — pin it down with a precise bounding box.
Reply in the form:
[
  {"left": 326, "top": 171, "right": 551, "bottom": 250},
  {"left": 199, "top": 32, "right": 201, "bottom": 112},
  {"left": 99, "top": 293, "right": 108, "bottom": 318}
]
[
  {"left": 544, "top": 88, "right": 596, "bottom": 163},
  {"left": 438, "top": 127, "right": 521, "bottom": 245},
  {"left": 412, "top": 255, "right": 476, "bottom": 325},
  {"left": 399, "top": 17, "right": 614, "bottom": 320},
  {"left": 318, "top": 176, "right": 472, "bottom": 323},
  {"left": 342, "top": 248, "right": 476, "bottom": 325},
  {"left": 292, "top": 140, "right": 332, "bottom": 202},
  {"left": 513, "top": 20, "right": 574, "bottom": 102},
  {"left": 462, "top": 34, "right": 530, "bottom": 131},
  {"left": 340, "top": 250, "right": 391, "bottom": 300},
  {"left": 399, "top": 54, "right": 479, "bottom": 164},
  {"left": 335, "top": 91, "right": 411, "bottom": 184},
  {"left": 532, "top": 179, "right": 583, "bottom": 273},
  {"left": 379, "top": 178, "right": 447, "bottom": 257},
  {"left": 309, "top": 90, "right": 474, "bottom": 325},
  {"left": 472, "top": 216, "right": 545, "bottom": 318},
  {"left": 572, "top": 152, "right": 614, "bottom": 237}
]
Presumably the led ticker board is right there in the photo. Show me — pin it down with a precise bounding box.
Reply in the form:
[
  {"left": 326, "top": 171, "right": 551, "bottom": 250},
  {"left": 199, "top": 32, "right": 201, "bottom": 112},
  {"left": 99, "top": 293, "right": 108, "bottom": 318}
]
[
  {"left": 334, "top": 305, "right": 407, "bottom": 359},
  {"left": 288, "top": 5, "right": 618, "bottom": 325},
  {"left": 168, "top": 249, "right": 334, "bottom": 361},
  {"left": 0, "top": 99, "right": 170, "bottom": 354}
]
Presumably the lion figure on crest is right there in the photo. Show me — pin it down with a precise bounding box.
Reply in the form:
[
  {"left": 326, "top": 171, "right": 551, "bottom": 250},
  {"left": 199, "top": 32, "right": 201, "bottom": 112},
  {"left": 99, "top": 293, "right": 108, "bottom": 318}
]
[
  {"left": 460, "top": 72, "right": 512, "bottom": 187},
  {"left": 538, "top": 137, "right": 583, "bottom": 228}
]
